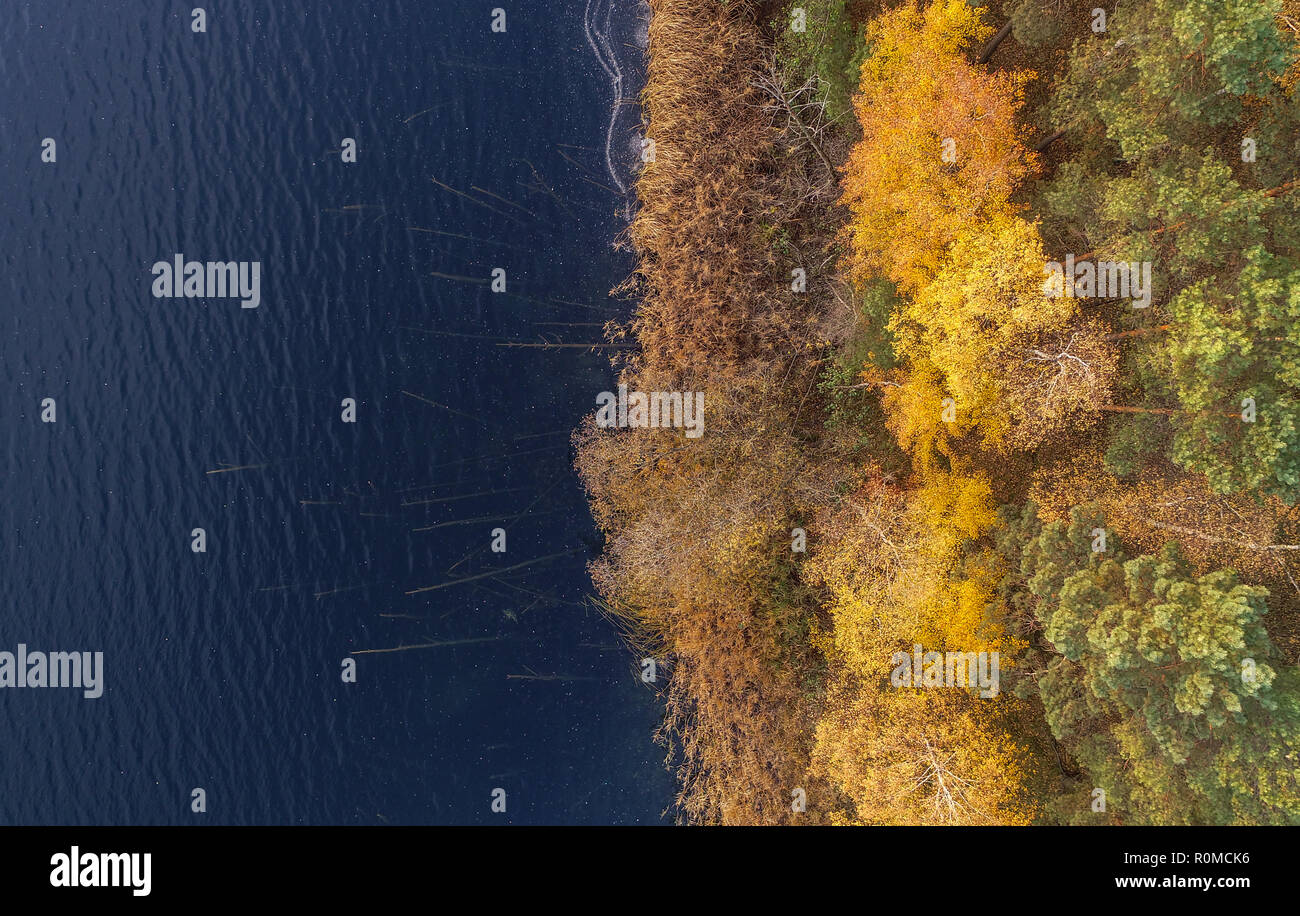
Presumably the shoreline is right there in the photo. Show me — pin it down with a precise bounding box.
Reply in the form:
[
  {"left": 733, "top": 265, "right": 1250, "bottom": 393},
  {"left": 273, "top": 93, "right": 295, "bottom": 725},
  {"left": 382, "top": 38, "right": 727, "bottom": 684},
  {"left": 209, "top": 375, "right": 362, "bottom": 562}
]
[{"left": 576, "top": 0, "right": 1300, "bottom": 825}]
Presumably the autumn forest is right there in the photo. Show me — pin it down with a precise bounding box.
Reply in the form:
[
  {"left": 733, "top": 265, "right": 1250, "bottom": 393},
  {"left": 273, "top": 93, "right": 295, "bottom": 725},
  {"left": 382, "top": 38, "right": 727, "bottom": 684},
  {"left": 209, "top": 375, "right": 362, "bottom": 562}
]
[{"left": 574, "top": 0, "right": 1300, "bottom": 825}]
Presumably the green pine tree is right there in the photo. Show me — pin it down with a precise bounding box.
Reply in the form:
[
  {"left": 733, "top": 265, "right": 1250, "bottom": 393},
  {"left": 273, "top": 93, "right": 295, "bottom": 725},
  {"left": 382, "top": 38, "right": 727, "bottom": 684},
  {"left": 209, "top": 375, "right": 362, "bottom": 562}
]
[
  {"left": 1037, "top": 0, "right": 1300, "bottom": 501},
  {"left": 1003, "top": 504, "right": 1300, "bottom": 824}
]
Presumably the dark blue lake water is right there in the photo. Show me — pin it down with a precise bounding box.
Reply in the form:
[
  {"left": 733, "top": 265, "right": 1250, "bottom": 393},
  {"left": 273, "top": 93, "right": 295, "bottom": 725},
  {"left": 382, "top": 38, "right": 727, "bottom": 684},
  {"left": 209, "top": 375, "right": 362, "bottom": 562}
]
[{"left": 0, "top": 0, "right": 671, "bottom": 824}]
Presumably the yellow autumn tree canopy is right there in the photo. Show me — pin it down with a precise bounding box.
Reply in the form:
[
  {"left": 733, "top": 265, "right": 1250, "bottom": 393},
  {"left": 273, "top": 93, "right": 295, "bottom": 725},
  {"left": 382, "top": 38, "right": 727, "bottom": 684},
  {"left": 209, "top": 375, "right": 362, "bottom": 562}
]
[
  {"left": 839, "top": 0, "right": 1037, "bottom": 294},
  {"left": 812, "top": 681, "right": 1039, "bottom": 825},
  {"left": 901, "top": 213, "right": 1079, "bottom": 441}
]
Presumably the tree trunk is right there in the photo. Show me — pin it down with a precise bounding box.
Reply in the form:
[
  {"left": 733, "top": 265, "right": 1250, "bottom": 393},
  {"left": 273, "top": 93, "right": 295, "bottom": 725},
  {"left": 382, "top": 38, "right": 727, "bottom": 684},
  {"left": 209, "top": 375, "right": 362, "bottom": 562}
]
[
  {"left": 1099, "top": 405, "right": 1239, "bottom": 418},
  {"left": 1141, "top": 520, "right": 1300, "bottom": 552},
  {"left": 1075, "top": 179, "right": 1299, "bottom": 261},
  {"left": 1106, "top": 324, "right": 1172, "bottom": 340},
  {"left": 978, "top": 20, "right": 1015, "bottom": 64},
  {"left": 1036, "top": 129, "right": 1067, "bottom": 152},
  {"left": 1098, "top": 405, "right": 1181, "bottom": 416}
]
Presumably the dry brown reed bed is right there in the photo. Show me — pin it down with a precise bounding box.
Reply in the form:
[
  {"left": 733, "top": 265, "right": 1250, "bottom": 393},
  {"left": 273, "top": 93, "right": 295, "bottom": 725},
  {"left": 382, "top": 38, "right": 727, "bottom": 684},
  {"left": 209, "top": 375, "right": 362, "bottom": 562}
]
[
  {"left": 576, "top": 0, "right": 846, "bottom": 823},
  {"left": 620, "top": 0, "right": 821, "bottom": 376}
]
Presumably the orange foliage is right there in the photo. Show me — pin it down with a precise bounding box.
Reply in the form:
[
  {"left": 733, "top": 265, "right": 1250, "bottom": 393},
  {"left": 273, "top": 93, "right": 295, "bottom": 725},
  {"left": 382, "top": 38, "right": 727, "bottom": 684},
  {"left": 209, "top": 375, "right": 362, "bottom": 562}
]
[{"left": 839, "top": 0, "right": 1038, "bottom": 294}]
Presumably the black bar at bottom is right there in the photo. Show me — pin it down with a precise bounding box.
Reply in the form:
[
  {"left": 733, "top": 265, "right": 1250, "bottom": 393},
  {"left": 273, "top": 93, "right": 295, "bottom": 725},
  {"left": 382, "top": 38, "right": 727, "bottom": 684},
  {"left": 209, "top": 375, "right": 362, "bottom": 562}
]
[{"left": 0, "top": 825, "right": 1281, "bottom": 901}]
